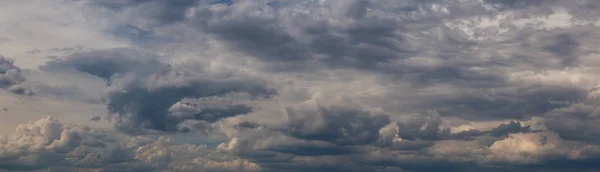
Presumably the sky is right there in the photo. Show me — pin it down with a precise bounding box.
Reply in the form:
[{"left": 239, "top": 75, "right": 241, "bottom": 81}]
[{"left": 1, "top": 0, "right": 600, "bottom": 171}]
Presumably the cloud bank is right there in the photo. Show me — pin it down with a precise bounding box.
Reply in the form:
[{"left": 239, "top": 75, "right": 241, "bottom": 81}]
[{"left": 3, "top": 0, "right": 600, "bottom": 171}]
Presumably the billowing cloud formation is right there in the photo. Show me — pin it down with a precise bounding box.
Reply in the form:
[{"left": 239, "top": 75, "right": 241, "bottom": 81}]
[
  {"left": 0, "top": 117, "right": 123, "bottom": 170},
  {"left": 0, "top": 117, "right": 260, "bottom": 172},
  {"left": 42, "top": 48, "right": 275, "bottom": 133},
  {"left": 0, "top": 56, "right": 32, "bottom": 95},
  {"left": 282, "top": 98, "right": 391, "bottom": 146},
  {"left": 5, "top": 0, "right": 600, "bottom": 171}
]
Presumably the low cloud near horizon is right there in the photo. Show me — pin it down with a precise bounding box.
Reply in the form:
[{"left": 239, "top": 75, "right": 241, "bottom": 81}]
[{"left": 2, "top": 0, "right": 600, "bottom": 171}]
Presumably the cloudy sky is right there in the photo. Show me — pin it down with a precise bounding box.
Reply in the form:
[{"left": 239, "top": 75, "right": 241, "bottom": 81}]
[{"left": 1, "top": 0, "right": 600, "bottom": 171}]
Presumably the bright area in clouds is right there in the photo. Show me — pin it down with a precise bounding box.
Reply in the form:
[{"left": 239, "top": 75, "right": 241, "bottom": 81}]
[
  {"left": 2, "top": 0, "right": 600, "bottom": 171},
  {"left": 0, "top": 0, "right": 128, "bottom": 69}
]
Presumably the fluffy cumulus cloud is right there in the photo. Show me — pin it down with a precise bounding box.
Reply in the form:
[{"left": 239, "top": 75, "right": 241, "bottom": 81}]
[
  {"left": 0, "top": 117, "right": 123, "bottom": 170},
  {"left": 4, "top": 0, "right": 600, "bottom": 171},
  {"left": 0, "top": 117, "right": 260, "bottom": 172}
]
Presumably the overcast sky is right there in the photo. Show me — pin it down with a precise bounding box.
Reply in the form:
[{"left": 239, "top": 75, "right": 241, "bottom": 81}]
[{"left": 2, "top": 0, "right": 600, "bottom": 171}]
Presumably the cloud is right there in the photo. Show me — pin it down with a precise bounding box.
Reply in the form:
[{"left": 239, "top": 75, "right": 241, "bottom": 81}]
[
  {"left": 6, "top": 0, "right": 600, "bottom": 171},
  {"left": 0, "top": 56, "right": 32, "bottom": 95},
  {"left": 281, "top": 97, "right": 391, "bottom": 146},
  {"left": 0, "top": 117, "right": 262, "bottom": 172},
  {"left": 0, "top": 117, "right": 122, "bottom": 170},
  {"left": 542, "top": 96, "right": 600, "bottom": 144},
  {"left": 41, "top": 48, "right": 163, "bottom": 80},
  {"left": 169, "top": 99, "right": 253, "bottom": 124},
  {"left": 210, "top": 97, "right": 547, "bottom": 171},
  {"left": 89, "top": 0, "right": 200, "bottom": 26},
  {"left": 41, "top": 48, "right": 276, "bottom": 133}
]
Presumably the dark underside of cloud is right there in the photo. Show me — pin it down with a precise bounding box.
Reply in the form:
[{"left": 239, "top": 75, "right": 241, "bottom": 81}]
[
  {"left": 41, "top": 48, "right": 276, "bottom": 134},
  {"left": 0, "top": 56, "right": 33, "bottom": 95},
  {"left": 4, "top": 0, "right": 600, "bottom": 171}
]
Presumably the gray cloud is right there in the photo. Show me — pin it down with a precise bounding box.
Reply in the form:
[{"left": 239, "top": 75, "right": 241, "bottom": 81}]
[
  {"left": 392, "top": 113, "right": 536, "bottom": 148},
  {"left": 543, "top": 97, "right": 600, "bottom": 144},
  {"left": 426, "top": 84, "right": 588, "bottom": 120},
  {"left": 282, "top": 103, "right": 391, "bottom": 146},
  {"left": 42, "top": 48, "right": 276, "bottom": 133},
  {"left": 41, "top": 48, "right": 164, "bottom": 80},
  {"left": 484, "top": 0, "right": 549, "bottom": 8},
  {"left": 0, "top": 56, "right": 32, "bottom": 95},
  {"left": 212, "top": 100, "right": 542, "bottom": 171},
  {"left": 9, "top": 0, "right": 600, "bottom": 171},
  {"left": 169, "top": 100, "right": 253, "bottom": 124},
  {"left": 89, "top": 0, "right": 200, "bottom": 27},
  {"left": 232, "top": 121, "right": 261, "bottom": 130}
]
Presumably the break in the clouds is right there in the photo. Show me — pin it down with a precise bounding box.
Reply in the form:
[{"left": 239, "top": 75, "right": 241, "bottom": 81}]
[{"left": 3, "top": 0, "right": 600, "bottom": 171}]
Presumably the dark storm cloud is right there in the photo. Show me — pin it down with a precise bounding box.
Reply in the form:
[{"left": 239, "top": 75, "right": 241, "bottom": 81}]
[
  {"left": 42, "top": 48, "right": 276, "bottom": 133},
  {"left": 171, "top": 1, "right": 600, "bottom": 170},
  {"left": 208, "top": 19, "right": 310, "bottom": 62},
  {"left": 0, "top": 56, "right": 25, "bottom": 87},
  {"left": 175, "top": 0, "right": 489, "bottom": 74},
  {"left": 183, "top": 0, "right": 418, "bottom": 71},
  {"left": 283, "top": 104, "right": 391, "bottom": 146},
  {"left": 221, "top": 103, "right": 538, "bottom": 171},
  {"left": 88, "top": 0, "right": 599, "bottom": 75},
  {"left": 378, "top": 24, "right": 600, "bottom": 121},
  {"left": 0, "top": 56, "right": 32, "bottom": 95},
  {"left": 11, "top": 0, "right": 600, "bottom": 171},
  {"left": 428, "top": 84, "right": 588, "bottom": 120},
  {"left": 304, "top": 18, "right": 414, "bottom": 70},
  {"left": 103, "top": 74, "right": 274, "bottom": 133},
  {"left": 167, "top": 0, "right": 596, "bottom": 108},
  {"left": 178, "top": 2, "right": 313, "bottom": 66},
  {"left": 542, "top": 98, "right": 600, "bottom": 144}
]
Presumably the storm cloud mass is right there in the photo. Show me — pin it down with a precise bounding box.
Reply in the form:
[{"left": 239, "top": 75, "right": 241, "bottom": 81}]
[
  {"left": 3, "top": 0, "right": 600, "bottom": 171},
  {"left": 0, "top": 56, "right": 32, "bottom": 95}
]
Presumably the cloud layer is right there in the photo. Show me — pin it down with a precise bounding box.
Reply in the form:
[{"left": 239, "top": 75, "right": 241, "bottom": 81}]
[
  {"left": 3, "top": 0, "right": 600, "bottom": 171},
  {"left": 0, "top": 117, "right": 260, "bottom": 172}
]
